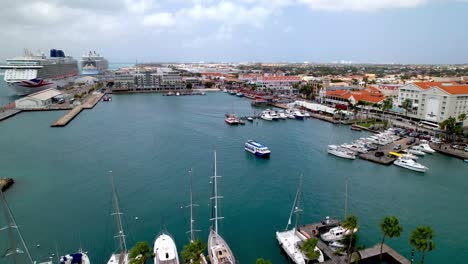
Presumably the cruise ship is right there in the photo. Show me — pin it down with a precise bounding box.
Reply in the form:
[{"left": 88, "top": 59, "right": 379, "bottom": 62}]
[
  {"left": 80, "top": 51, "right": 109, "bottom": 75},
  {"left": 0, "top": 49, "right": 78, "bottom": 96}
]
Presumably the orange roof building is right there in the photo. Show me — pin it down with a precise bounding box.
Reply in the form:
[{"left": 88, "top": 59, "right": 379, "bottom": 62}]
[{"left": 399, "top": 82, "right": 468, "bottom": 126}]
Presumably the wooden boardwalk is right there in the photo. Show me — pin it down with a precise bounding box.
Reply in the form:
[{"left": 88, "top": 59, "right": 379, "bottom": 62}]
[
  {"left": 51, "top": 93, "right": 104, "bottom": 127},
  {"left": 359, "top": 243, "right": 411, "bottom": 264}
]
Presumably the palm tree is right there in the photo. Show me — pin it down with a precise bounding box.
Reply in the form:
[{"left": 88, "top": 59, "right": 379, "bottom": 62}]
[
  {"left": 410, "top": 226, "right": 435, "bottom": 264},
  {"left": 256, "top": 258, "right": 272, "bottom": 264},
  {"left": 300, "top": 237, "right": 320, "bottom": 260},
  {"left": 458, "top": 113, "right": 467, "bottom": 124},
  {"left": 129, "top": 241, "right": 152, "bottom": 264},
  {"left": 342, "top": 215, "right": 359, "bottom": 264},
  {"left": 439, "top": 117, "right": 457, "bottom": 142},
  {"left": 379, "top": 216, "right": 403, "bottom": 262},
  {"left": 181, "top": 240, "right": 206, "bottom": 264},
  {"left": 401, "top": 99, "right": 412, "bottom": 119}
]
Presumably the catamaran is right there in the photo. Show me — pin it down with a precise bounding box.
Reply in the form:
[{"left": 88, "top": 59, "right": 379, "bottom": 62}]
[
  {"left": 208, "top": 151, "right": 236, "bottom": 264},
  {"left": 107, "top": 173, "right": 129, "bottom": 264},
  {"left": 276, "top": 177, "right": 324, "bottom": 263}
]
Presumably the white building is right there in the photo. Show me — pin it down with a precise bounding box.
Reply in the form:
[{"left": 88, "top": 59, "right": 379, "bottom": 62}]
[
  {"left": 15, "top": 88, "right": 62, "bottom": 109},
  {"left": 398, "top": 82, "right": 468, "bottom": 126},
  {"left": 257, "top": 76, "right": 301, "bottom": 90}
]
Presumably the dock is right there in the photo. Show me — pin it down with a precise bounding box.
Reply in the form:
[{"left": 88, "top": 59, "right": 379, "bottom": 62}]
[
  {"left": 430, "top": 142, "right": 468, "bottom": 159},
  {"left": 0, "top": 109, "right": 22, "bottom": 121},
  {"left": 358, "top": 243, "right": 411, "bottom": 264},
  {"left": 359, "top": 137, "right": 413, "bottom": 165},
  {"left": 310, "top": 113, "right": 340, "bottom": 124},
  {"left": 51, "top": 92, "right": 104, "bottom": 127}
]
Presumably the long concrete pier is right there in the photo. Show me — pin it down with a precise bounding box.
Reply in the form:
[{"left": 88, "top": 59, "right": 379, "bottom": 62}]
[
  {"left": 51, "top": 93, "right": 104, "bottom": 127},
  {"left": 0, "top": 109, "right": 22, "bottom": 121}
]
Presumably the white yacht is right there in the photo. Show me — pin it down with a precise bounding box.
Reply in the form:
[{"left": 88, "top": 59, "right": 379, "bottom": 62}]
[
  {"left": 60, "top": 250, "right": 91, "bottom": 264},
  {"left": 263, "top": 109, "right": 279, "bottom": 120},
  {"left": 276, "top": 177, "right": 324, "bottom": 263},
  {"left": 394, "top": 157, "right": 428, "bottom": 173},
  {"left": 329, "top": 241, "right": 346, "bottom": 254},
  {"left": 277, "top": 111, "right": 288, "bottom": 119},
  {"left": 261, "top": 113, "right": 273, "bottom": 121},
  {"left": 320, "top": 226, "right": 358, "bottom": 242},
  {"left": 408, "top": 147, "right": 426, "bottom": 156},
  {"left": 153, "top": 233, "right": 179, "bottom": 264},
  {"left": 402, "top": 153, "right": 419, "bottom": 160},
  {"left": 418, "top": 143, "right": 436, "bottom": 153},
  {"left": 341, "top": 144, "right": 368, "bottom": 154},
  {"left": 293, "top": 110, "right": 305, "bottom": 120},
  {"left": 208, "top": 151, "right": 236, "bottom": 264},
  {"left": 328, "top": 145, "right": 356, "bottom": 160}
]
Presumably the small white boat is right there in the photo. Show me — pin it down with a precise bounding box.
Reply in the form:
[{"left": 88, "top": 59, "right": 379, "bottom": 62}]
[
  {"left": 408, "top": 146, "right": 426, "bottom": 156},
  {"left": 263, "top": 109, "right": 279, "bottom": 120},
  {"left": 320, "top": 226, "right": 358, "bottom": 242},
  {"left": 60, "top": 250, "right": 91, "bottom": 264},
  {"left": 329, "top": 241, "right": 346, "bottom": 254},
  {"left": 402, "top": 153, "right": 418, "bottom": 160},
  {"left": 277, "top": 111, "right": 287, "bottom": 119},
  {"left": 394, "top": 157, "right": 428, "bottom": 173},
  {"left": 261, "top": 113, "right": 273, "bottom": 121},
  {"left": 418, "top": 143, "right": 436, "bottom": 153},
  {"left": 328, "top": 145, "right": 356, "bottom": 160},
  {"left": 154, "top": 233, "right": 179, "bottom": 264},
  {"left": 247, "top": 117, "right": 254, "bottom": 121},
  {"left": 293, "top": 111, "right": 305, "bottom": 120}
]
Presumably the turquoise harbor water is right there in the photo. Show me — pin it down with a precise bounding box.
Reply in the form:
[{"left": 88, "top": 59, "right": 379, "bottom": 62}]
[{"left": 0, "top": 92, "right": 467, "bottom": 264}]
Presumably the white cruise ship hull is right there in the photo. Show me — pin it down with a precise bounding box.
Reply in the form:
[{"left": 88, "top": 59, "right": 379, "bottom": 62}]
[
  {"left": 81, "top": 69, "right": 100, "bottom": 75},
  {"left": 7, "top": 76, "right": 76, "bottom": 96}
]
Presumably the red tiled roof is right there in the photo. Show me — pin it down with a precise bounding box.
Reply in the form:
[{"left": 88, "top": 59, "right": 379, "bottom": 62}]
[
  {"left": 261, "top": 76, "right": 301, "bottom": 81},
  {"left": 413, "top": 82, "right": 468, "bottom": 95},
  {"left": 327, "top": 89, "right": 385, "bottom": 104},
  {"left": 202, "top": 72, "right": 223, "bottom": 77}
]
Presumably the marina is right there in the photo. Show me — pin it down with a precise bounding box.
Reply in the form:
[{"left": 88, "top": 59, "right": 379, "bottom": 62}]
[{"left": 0, "top": 92, "right": 466, "bottom": 264}]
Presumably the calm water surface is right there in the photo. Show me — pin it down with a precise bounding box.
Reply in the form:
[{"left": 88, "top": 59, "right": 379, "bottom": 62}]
[{"left": 0, "top": 92, "right": 466, "bottom": 264}]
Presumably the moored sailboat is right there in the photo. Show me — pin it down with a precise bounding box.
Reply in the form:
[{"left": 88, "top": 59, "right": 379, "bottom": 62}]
[
  {"left": 207, "top": 151, "right": 236, "bottom": 264},
  {"left": 107, "top": 172, "right": 129, "bottom": 264}
]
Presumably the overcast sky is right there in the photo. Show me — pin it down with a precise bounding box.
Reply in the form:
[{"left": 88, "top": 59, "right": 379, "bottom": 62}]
[{"left": 1, "top": 0, "right": 467, "bottom": 64}]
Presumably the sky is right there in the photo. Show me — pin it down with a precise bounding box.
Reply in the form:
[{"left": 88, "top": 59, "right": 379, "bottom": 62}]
[{"left": 0, "top": 0, "right": 467, "bottom": 64}]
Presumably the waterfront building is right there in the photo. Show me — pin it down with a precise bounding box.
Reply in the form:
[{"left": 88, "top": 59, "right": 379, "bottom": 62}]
[
  {"left": 15, "top": 88, "right": 62, "bottom": 109},
  {"left": 398, "top": 82, "right": 468, "bottom": 126},
  {"left": 325, "top": 86, "right": 385, "bottom": 107},
  {"left": 369, "top": 84, "right": 402, "bottom": 98},
  {"left": 183, "top": 77, "right": 200, "bottom": 87},
  {"left": 257, "top": 76, "right": 301, "bottom": 91},
  {"left": 113, "top": 68, "right": 183, "bottom": 91}
]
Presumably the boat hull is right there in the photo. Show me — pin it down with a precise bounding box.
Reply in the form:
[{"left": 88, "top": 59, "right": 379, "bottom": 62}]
[
  {"left": 154, "top": 233, "right": 179, "bottom": 264},
  {"left": 208, "top": 230, "right": 235, "bottom": 264},
  {"left": 6, "top": 76, "right": 76, "bottom": 96},
  {"left": 328, "top": 150, "right": 355, "bottom": 160},
  {"left": 394, "top": 162, "right": 427, "bottom": 172}
]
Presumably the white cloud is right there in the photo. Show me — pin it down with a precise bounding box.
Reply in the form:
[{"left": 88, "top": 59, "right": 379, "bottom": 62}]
[
  {"left": 142, "top": 12, "right": 176, "bottom": 27},
  {"left": 297, "top": 0, "right": 429, "bottom": 11},
  {"left": 124, "top": 0, "right": 154, "bottom": 13}
]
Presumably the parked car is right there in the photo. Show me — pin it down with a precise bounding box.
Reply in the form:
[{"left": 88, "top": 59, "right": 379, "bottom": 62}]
[
  {"left": 409, "top": 132, "right": 419, "bottom": 137},
  {"left": 407, "top": 138, "right": 416, "bottom": 145},
  {"left": 393, "top": 144, "right": 402, "bottom": 150},
  {"left": 465, "top": 147, "right": 468, "bottom": 152},
  {"left": 58, "top": 98, "right": 65, "bottom": 104},
  {"left": 375, "top": 151, "right": 384, "bottom": 157}
]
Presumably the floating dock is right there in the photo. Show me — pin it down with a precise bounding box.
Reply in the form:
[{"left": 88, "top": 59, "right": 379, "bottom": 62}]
[
  {"left": 51, "top": 93, "right": 104, "bottom": 127},
  {"left": 297, "top": 220, "right": 411, "bottom": 264}
]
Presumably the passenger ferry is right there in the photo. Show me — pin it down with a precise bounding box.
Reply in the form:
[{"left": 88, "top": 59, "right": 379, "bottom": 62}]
[{"left": 245, "top": 140, "right": 271, "bottom": 158}]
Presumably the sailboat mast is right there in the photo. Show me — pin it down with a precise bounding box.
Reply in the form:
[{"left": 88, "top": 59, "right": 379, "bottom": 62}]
[
  {"left": 189, "top": 169, "right": 195, "bottom": 242},
  {"left": 111, "top": 172, "right": 127, "bottom": 258},
  {"left": 213, "top": 151, "right": 219, "bottom": 233},
  {"left": 294, "top": 176, "right": 303, "bottom": 232},
  {"left": 0, "top": 190, "right": 34, "bottom": 264}
]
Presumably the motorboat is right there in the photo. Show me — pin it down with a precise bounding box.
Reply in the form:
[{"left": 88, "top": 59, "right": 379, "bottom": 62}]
[
  {"left": 263, "top": 109, "right": 279, "bottom": 120},
  {"left": 261, "top": 113, "right": 273, "bottom": 121},
  {"left": 236, "top": 92, "right": 244, "bottom": 97},
  {"left": 247, "top": 117, "right": 254, "bottom": 122},
  {"left": 329, "top": 241, "right": 346, "bottom": 254},
  {"left": 277, "top": 111, "right": 287, "bottom": 119},
  {"left": 320, "top": 226, "right": 358, "bottom": 242},
  {"left": 351, "top": 124, "right": 362, "bottom": 131},
  {"left": 408, "top": 146, "right": 426, "bottom": 156},
  {"left": 341, "top": 144, "right": 368, "bottom": 154},
  {"left": 327, "top": 145, "right": 356, "bottom": 160},
  {"left": 245, "top": 140, "right": 271, "bottom": 158},
  {"left": 301, "top": 111, "right": 310, "bottom": 118},
  {"left": 293, "top": 110, "right": 305, "bottom": 120},
  {"left": 418, "top": 143, "right": 435, "bottom": 153},
  {"left": 60, "top": 250, "right": 91, "bottom": 264},
  {"left": 154, "top": 232, "right": 179, "bottom": 264},
  {"left": 225, "top": 114, "right": 240, "bottom": 125},
  {"left": 394, "top": 157, "right": 428, "bottom": 173}
]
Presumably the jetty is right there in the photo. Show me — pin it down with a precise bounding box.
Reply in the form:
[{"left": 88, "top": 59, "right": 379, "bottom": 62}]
[
  {"left": 359, "top": 137, "right": 413, "bottom": 165},
  {"left": 298, "top": 219, "right": 410, "bottom": 264},
  {"left": 51, "top": 92, "right": 104, "bottom": 127},
  {"left": 0, "top": 178, "right": 15, "bottom": 191},
  {"left": 0, "top": 109, "right": 21, "bottom": 121},
  {"left": 430, "top": 142, "right": 468, "bottom": 159}
]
